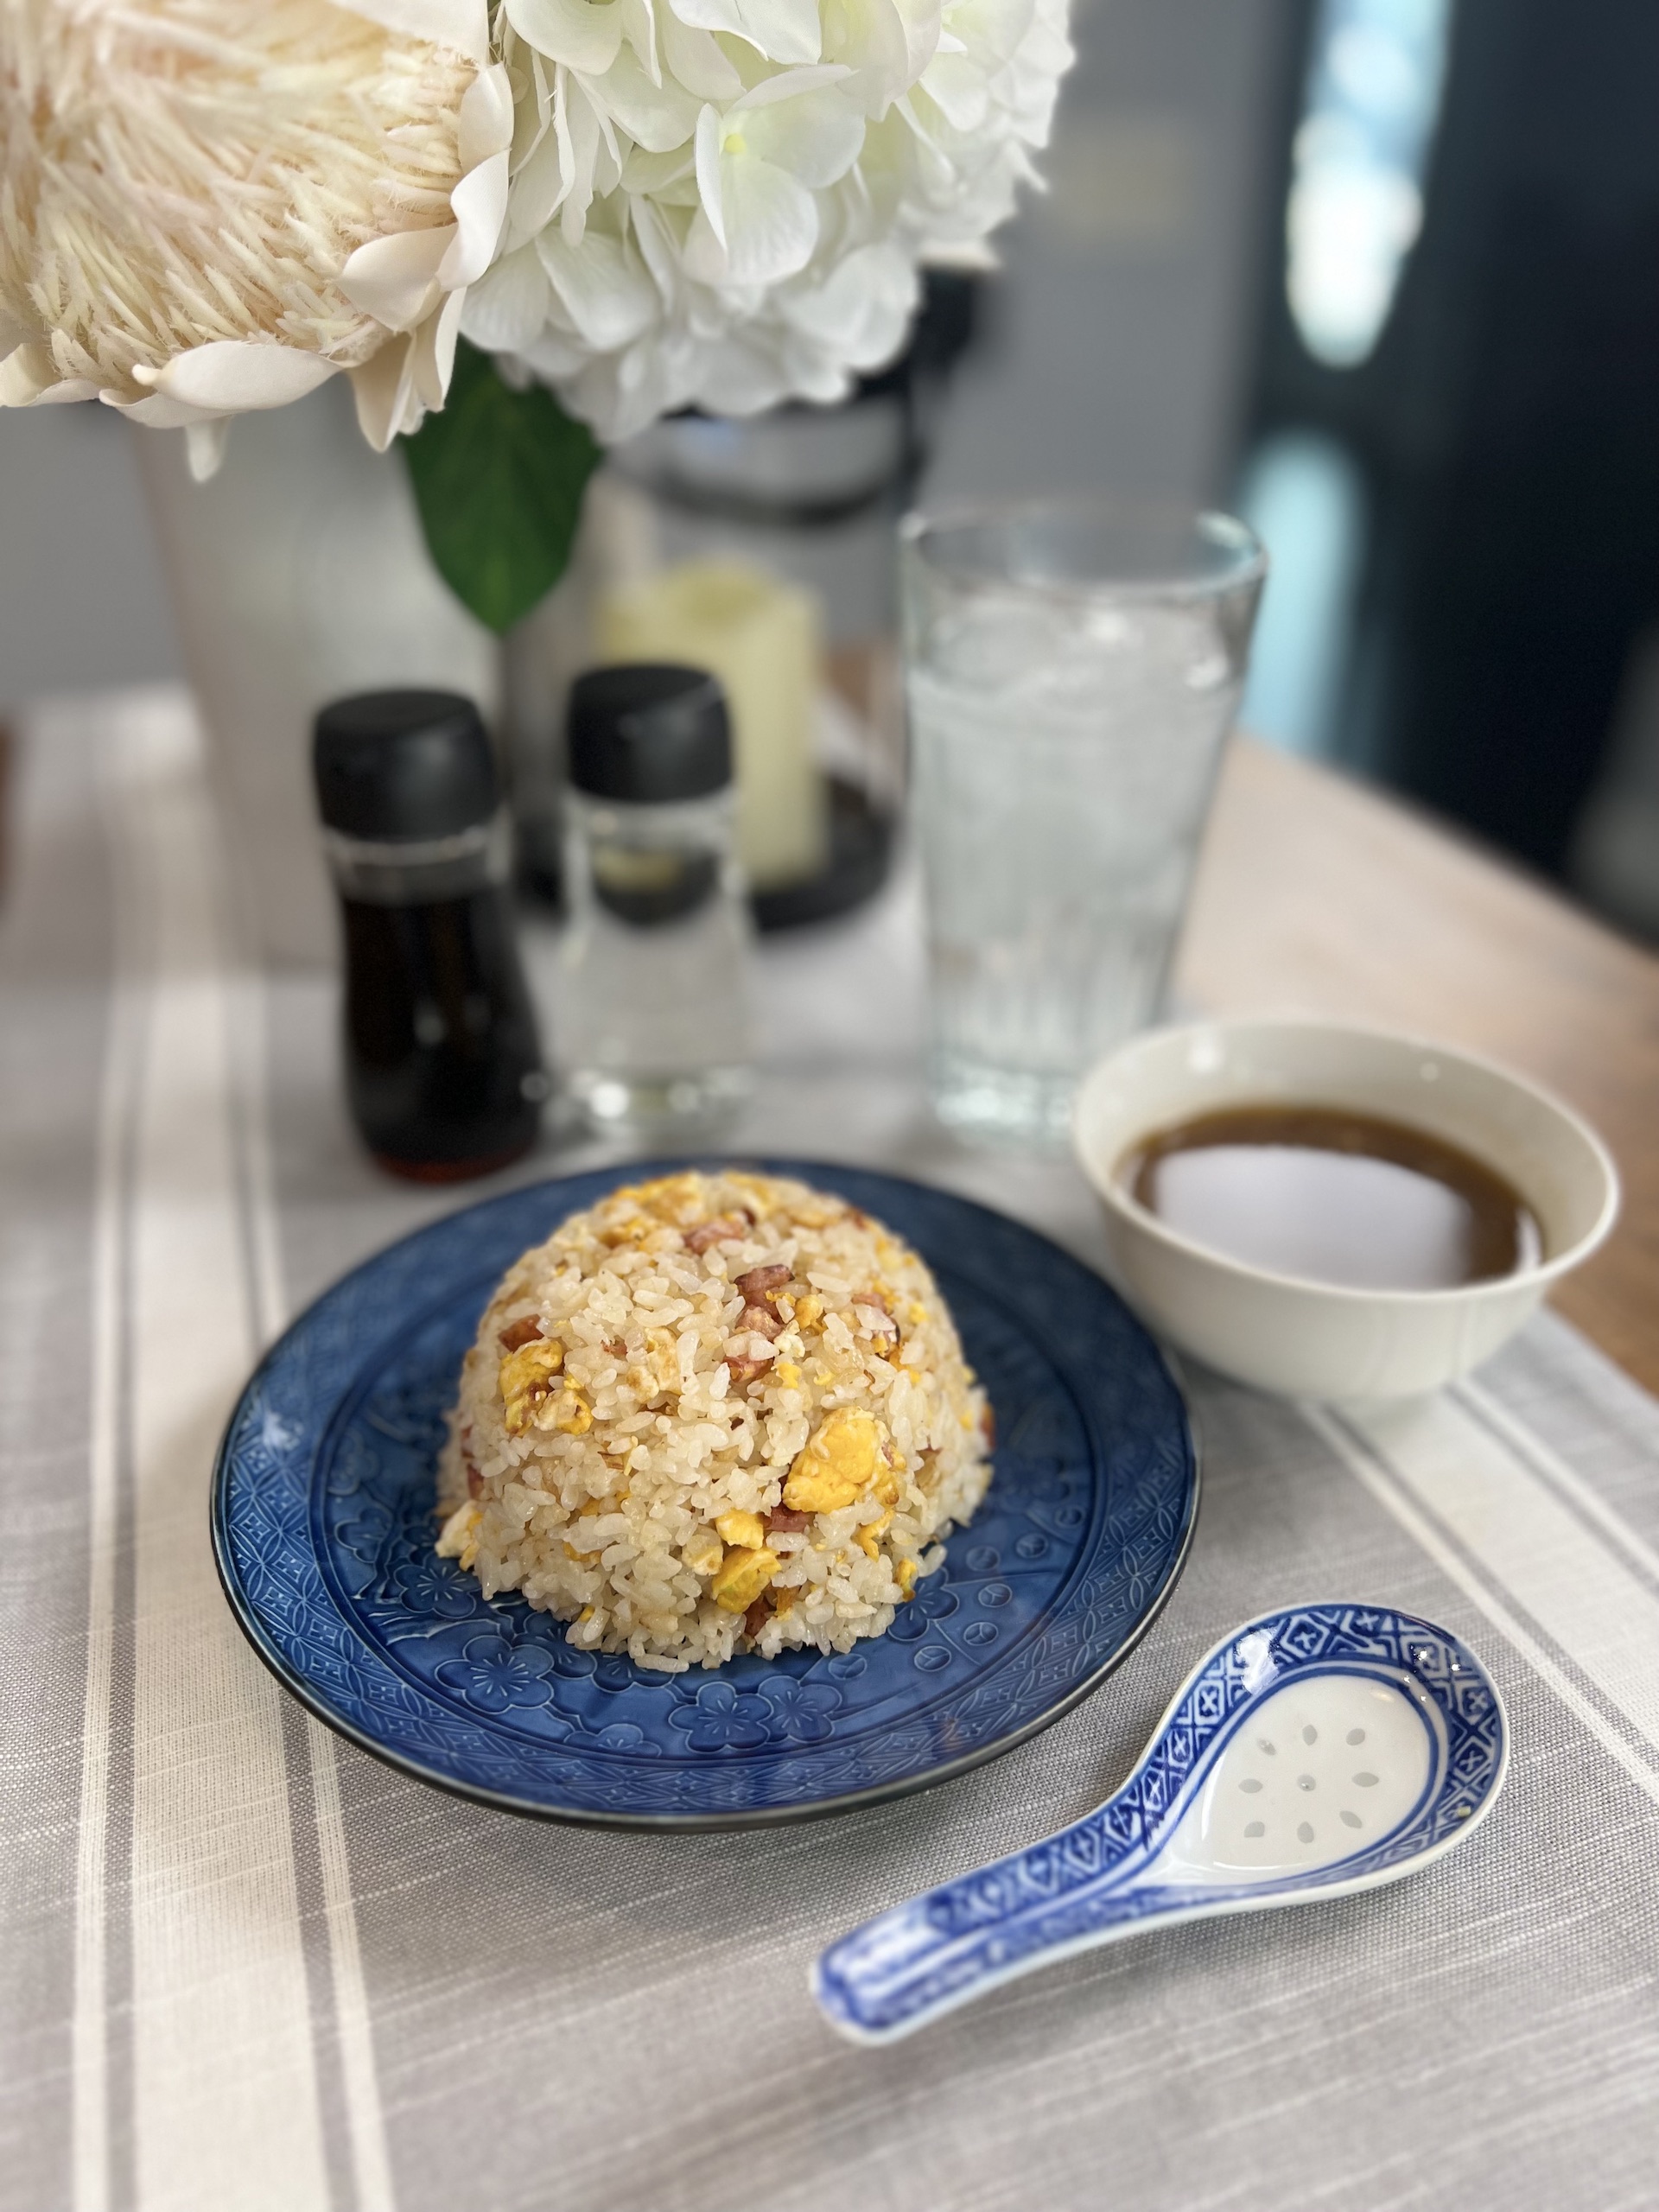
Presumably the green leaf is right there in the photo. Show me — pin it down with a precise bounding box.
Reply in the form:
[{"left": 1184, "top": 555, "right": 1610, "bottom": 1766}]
[{"left": 401, "top": 340, "right": 601, "bottom": 634}]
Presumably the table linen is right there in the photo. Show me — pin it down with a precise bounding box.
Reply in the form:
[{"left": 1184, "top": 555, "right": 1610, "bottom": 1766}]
[{"left": 4, "top": 689, "right": 1658, "bottom": 2212}]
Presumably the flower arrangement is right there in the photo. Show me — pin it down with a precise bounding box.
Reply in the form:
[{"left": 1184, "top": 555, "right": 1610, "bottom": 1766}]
[{"left": 1, "top": 0, "right": 1071, "bottom": 626}]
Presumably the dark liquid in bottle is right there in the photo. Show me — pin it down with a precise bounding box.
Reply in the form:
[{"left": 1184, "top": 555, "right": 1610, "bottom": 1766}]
[
  {"left": 1125, "top": 1104, "right": 1541, "bottom": 1291},
  {"left": 340, "top": 891, "right": 543, "bottom": 1181}
]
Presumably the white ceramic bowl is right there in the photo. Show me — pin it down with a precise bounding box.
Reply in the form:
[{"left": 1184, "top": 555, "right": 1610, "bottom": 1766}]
[{"left": 1072, "top": 1018, "right": 1619, "bottom": 1402}]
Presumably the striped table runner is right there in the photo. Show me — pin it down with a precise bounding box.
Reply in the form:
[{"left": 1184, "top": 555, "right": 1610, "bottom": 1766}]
[{"left": 4, "top": 689, "right": 1657, "bottom": 2212}]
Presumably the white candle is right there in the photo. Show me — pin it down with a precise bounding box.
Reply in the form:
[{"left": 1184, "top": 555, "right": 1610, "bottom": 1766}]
[{"left": 596, "top": 558, "right": 828, "bottom": 890}]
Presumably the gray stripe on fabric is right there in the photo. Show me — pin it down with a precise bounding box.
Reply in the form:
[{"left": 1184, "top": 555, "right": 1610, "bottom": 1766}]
[
  {"left": 278, "top": 1700, "right": 359, "bottom": 2212},
  {"left": 102, "top": 1159, "right": 137, "bottom": 2212},
  {"left": 226, "top": 1028, "right": 275, "bottom": 1370},
  {"left": 1327, "top": 1406, "right": 1659, "bottom": 1785},
  {"left": 0, "top": 709, "right": 116, "bottom": 2212},
  {"left": 1476, "top": 1309, "right": 1659, "bottom": 1556},
  {"left": 226, "top": 971, "right": 359, "bottom": 2212},
  {"left": 101, "top": 721, "right": 152, "bottom": 2212},
  {"left": 1453, "top": 1378, "right": 1659, "bottom": 1602},
  {"left": 256, "top": 976, "right": 401, "bottom": 2212},
  {"left": 1314, "top": 1404, "right": 1659, "bottom": 1815}
]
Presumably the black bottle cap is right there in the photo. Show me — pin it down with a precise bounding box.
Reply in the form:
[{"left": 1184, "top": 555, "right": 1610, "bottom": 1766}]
[
  {"left": 568, "top": 665, "right": 732, "bottom": 803},
  {"left": 313, "top": 690, "right": 499, "bottom": 841}
]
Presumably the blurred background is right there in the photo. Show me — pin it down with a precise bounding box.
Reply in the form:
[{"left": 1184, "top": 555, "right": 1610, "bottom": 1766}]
[{"left": 5, "top": 0, "right": 1658, "bottom": 943}]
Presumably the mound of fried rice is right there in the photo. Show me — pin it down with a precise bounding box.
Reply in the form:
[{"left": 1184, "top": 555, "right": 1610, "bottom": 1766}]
[{"left": 435, "top": 1169, "right": 994, "bottom": 1671}]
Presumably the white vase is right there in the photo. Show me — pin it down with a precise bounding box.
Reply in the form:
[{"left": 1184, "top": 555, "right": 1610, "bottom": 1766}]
[{"left": 135, "top": 379, "right": 498, "bottom": 967}]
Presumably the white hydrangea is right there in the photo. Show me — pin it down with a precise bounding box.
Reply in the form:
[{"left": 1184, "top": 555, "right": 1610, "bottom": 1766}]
[
  {"left": 470, "top": 0, "right": 1073, "bottom": 439},
  {"left": 1, "top": 0, "right": 1071, "bottom": 461}
]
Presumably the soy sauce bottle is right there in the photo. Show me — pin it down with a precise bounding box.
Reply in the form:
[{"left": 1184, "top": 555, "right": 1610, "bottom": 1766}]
[{"left": 313, "top": 690, "right": 545, "bottom": 1181}]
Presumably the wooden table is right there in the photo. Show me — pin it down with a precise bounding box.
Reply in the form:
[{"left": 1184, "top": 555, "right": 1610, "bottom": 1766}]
[{"left": 1178, "top": 736, "right": 1659, "bottom": 1392}]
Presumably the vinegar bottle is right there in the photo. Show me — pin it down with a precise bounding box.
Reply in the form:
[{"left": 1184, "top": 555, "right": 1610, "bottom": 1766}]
[{"left": 558, "top": 664, "right": 753, "bottom": 1137}]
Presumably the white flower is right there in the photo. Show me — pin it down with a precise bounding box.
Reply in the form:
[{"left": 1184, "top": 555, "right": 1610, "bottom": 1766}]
[
  {"left": 0, "top": 0, "right": 1072, "bottom": 465},
  {"left": 464, "top": 0, "right": 1074, "bottom": 439},
  {"left": 0, "top": 0, "right": 509, "bottom": 474}
]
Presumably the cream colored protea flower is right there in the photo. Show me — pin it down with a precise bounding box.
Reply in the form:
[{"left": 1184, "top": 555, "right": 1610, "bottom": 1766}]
[
  {"left": 0, "top": 0, "right": 510, "bottom": 471},
  {"left": 471, "top": 0, "right": 1074, "bottom": 440}
]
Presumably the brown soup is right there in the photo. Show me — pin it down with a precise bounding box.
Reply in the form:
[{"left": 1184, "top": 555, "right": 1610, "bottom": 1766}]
[{"left": 1123, "top": 1104, "right": 1542, "bottom": 1292}]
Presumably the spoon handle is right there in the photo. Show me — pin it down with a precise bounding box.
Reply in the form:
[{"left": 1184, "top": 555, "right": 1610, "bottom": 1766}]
[{"left": 814, "top": 1805, "right": 1177, "bottom": 2044}]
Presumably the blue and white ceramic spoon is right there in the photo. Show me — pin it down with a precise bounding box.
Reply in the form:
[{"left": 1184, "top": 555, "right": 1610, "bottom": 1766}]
[{"left": 815, "top": 1602, "right": 1507, "bottom": 2044}]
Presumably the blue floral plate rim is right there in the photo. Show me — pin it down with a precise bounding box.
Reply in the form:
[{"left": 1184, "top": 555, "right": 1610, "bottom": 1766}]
[{"left": 211, "top": 1159, "right": 1202, "bottom": 1828}]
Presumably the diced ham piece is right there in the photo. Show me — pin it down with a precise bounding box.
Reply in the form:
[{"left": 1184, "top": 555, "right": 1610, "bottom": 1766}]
[
  {"left": 684, "top": 1215, "right": 747, "bottom": 1255},
  {"left": 766, "top": 1507, "right": 811, "bottom": 1534},
  {"left": 734, "top": 1264, "right": 791, "bottom": 1308},
  {"left": 740, "top": 1303, "right": 784, "bottom": 1342},
  {"left": 497, "top": 1315, "right": 543, "bottom": 1351},
  {"left": 466, "top": 1463, "right": 483, "bottom": 1498},
  {"left": 744, "top": 1595, "right": 772, "bottom": 1640},
  {"left": 725, "top": 1352, "right": 772, "bottom": 1388}
]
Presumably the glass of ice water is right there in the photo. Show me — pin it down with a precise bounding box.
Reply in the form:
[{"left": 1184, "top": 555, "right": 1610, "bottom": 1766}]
[{"left": 902, "top": 498, "right": 1266, "bottom": 1147}]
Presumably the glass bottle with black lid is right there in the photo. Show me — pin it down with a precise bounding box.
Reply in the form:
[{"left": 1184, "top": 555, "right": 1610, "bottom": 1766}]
[
  {"left": 313, "top": 690, "right": 545, "bottom": 1179},
  {"left": 560, "top": 663, "right": 753, "bottom": 1137}
]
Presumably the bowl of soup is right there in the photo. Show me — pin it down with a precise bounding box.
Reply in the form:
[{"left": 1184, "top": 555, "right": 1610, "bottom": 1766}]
[{"left": 1072, "top": 1019, "right": 1619, "bottom": 1401}]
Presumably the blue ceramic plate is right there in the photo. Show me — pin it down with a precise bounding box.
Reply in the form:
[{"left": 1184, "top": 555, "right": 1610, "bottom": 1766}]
[{"left": 213, "top": 1161, "right": 1199, "bottom": 1827}]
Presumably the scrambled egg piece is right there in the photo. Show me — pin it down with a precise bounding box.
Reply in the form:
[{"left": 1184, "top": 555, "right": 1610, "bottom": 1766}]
[
  {"left": 542, "top": 1386, "right": 592, "bottom": 1435},
  {"left": 783, "top": 1408, "right": 886, "bottom": 1514},
  {"left": 499, "top": 1339, "right": 565, "bottom": 1434},
  {"left": 435, "top": 1501, "right": 482, "bottom": 1571},
  {"left": 711, "top": 1545, "right": 779, "bottom": 1613},
  {"left": 855, "top": 1507, "right": 894, "bottom": 1560}
]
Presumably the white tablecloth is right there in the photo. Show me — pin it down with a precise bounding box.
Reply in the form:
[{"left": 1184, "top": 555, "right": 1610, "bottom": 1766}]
[{"left": 5, "top": 688, "right": 1658, "bottom": 2212}]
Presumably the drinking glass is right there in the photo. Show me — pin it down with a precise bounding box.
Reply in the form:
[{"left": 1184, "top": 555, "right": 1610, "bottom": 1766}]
[{"left": 901, "top": 498, "right": 1266, "bottom": 1146}]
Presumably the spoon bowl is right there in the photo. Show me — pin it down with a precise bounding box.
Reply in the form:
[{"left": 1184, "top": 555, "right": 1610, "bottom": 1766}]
[{"left": 814, "top": 1603, "right": 1507, "bottom": 2043}]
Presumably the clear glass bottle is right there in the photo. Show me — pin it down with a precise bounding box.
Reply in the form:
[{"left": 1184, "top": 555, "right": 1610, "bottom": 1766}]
[{"left": 559, "top": 665, "right": 753, "bottom": 1136}]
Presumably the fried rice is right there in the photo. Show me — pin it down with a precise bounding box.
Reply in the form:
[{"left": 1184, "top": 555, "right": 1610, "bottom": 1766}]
[{"left": 435, "top": 1168, "right": 994, "bottom": 1671}]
